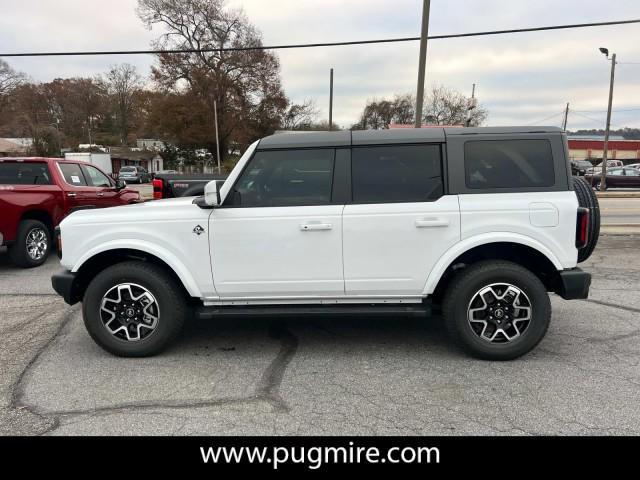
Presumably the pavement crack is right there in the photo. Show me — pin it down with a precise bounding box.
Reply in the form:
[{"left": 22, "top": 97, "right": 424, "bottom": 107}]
[
  {"left": 254, "top": 322, "right": 299, "bottom": 413},
  {"left": 14, "top": 315, "right": 299, "bottom": 427},
  {"left": 9, "top": 305, "right": 79, "bottom": 435},
  {"left": 581, "top": 298, "right": 640, "bottom": 315}
]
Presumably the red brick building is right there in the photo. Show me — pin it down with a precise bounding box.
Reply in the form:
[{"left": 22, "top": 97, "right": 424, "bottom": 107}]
[{"left": 568, "top": 138, "right": 640, "bottom": 163}]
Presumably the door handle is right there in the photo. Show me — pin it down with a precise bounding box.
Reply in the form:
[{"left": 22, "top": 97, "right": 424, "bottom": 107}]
[
  {"left": 415, "top": 218, "right": 449, "bottom": 228},
  {"left": 67, "top": 192, "right": 77, "bottom": 197},
  {"left": 300, "top": 222, "right": 332, "bottom": 231},
  {"left": 97, "top": 192, "right": 104, "bottom": 196}
]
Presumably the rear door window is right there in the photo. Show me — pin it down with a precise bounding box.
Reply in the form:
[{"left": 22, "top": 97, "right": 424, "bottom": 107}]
[
  {"left": 0, "top": 162, "right": 52, "bottom": 185},
  {"left": 464, "top": 140, "right": 555, "bottom": 189},
  {"left": 58, "top": 163, "right": 88, "bottom": 186},
  {"left": 351, "top": 144, "right": 443, "bottom": 203}
]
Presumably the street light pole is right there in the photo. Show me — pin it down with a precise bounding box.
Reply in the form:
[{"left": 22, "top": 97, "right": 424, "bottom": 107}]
[
  {"left": 601, "top": 51, "right": 616, "bottom": 191},
  {"left": 414, "top": 0, "right": 431, "bottom": 128}
]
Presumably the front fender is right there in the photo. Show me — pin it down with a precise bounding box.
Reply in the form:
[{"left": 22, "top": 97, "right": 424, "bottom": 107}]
[
  {"left": 71, "top": 239, "right": 202, "bottom": 298},
  {"left": 422, "top": 232, "right": 563, "bottom": 295}
]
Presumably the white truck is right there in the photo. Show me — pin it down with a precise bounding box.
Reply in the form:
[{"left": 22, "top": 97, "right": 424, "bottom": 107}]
[
  {"left": 64, "top": 152, "right": 113, "bottom": 176},
  {"left": 52, "top": 127, "right": 598, "bottom": 360}
]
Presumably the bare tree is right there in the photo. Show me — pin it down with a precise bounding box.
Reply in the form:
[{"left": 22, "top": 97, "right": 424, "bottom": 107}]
[
  {"left": 392, "top": 93, "right": 416, "bottom": 125},
  {"left": 352, "top": 95, "right": 414, "bottom": 130},
  {"left": 137, "top": 0, "right": 288, "bottom": 155},
  {"left": 281, "top": 99, "right": 319, "bottom": 130},
  {"left": 0, "top": 60, "right": 25, "bottom": 98},
  {"left": 105, "top": 64, "right": 143, "bottom": 144},
  {"left": 422, "top": 85, "right": 487, "bottom": 126},
  {"left": 353, "top": 87, "right": 487, "bottom": 130}
]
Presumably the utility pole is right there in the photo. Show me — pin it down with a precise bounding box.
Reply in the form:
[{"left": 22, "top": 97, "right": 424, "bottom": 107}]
[
  {"left": 562, "top": 102, "right": 569, "bottom": 131},
  {"left": 214, "top": 99, "right": 221, "bottom": 175},
  {"left": 414, "top": 0, "right": 431, "bottom": 128},
  {"left": 465, "top": 83, "right": 476, "bottom": 127},
  {"left": 601, "top": 52, "right": 616, "bottom": 191},
  {"left": 329, "top": 68, "right": 334, "bottom": 131}
]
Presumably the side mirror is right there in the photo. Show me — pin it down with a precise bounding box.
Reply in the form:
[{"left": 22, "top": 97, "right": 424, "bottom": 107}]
[
  {"left": 115, "top": 179, "right": 126, "bottom": 191},
  {"left": 204, "top": 179, "right": 222, "bottom": 206}
]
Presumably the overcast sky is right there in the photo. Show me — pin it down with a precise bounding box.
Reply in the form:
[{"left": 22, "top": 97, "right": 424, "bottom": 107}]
[{"left": 1, "top": 0, "right": 639, "bottom": 129}]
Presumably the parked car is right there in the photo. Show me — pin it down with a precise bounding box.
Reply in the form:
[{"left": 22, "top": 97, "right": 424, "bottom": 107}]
[
  {"left": 586, "top": 159, "right": 623, "bottom": 175},
  {"left": 152, "top": 172, "right": 227, "bottom": 199},
  {"left": 571, "top": 160, "right": 593, "bottom": 176},
  {"left": 119, "top": 166, "right": 152, "bottom": 184},
  {"left": 52, "top": 127, "right": 598, "bottom": 360},
  {"left": 585, "top": 167, "right": 640, "bottom": 190},
  {"left": 0, "top": 157, "right": 140, "bottom": 268}
]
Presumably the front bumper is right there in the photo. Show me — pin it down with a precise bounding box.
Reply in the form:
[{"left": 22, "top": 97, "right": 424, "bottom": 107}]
[
  {"left": 51, "top": 270, "right": 80, "bottom": 305},
  {"left": 556, "top": 268, "right": 591, "bottom": 300}
]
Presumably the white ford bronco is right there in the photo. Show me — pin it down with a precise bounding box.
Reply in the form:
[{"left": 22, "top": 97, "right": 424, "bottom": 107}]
[{"left": 52, "top": 127, "right": 598, "bottom": 360}]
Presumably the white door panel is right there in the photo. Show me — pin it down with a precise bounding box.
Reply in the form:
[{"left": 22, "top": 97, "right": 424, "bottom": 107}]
[
  {"left": 343, "top": 195, "right": 460, "bottom": 295},
  {"left": 210, "top": 205, "right": 344, "bottom": 297}
]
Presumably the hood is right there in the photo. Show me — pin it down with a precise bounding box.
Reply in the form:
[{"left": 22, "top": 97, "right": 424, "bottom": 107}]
[{"left": 61, "top": 196, "right": 204, "bottom": 227}]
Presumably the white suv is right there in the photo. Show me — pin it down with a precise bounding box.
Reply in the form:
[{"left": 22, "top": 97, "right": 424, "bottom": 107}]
[{"left": 52, "top": 127, "right": 598, "bottom": 360}]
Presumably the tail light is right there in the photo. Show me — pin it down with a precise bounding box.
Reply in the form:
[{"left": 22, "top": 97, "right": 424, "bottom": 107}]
[
  {"left": 152, "top": 179, "right": 163, "bottom": 200},
  {"left": 576, "top": 207, "right": 589, "bottom": 249}
]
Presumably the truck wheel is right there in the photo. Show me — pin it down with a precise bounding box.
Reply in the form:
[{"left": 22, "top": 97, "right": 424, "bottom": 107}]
[
  {"left": 442, "top": 261, "right": 551, "bottom": 360},
  {"left": 82, "top": 261, "right": 187, "bottom": 357},
  {"left": 573, "top": 176, "right": 600, "bottom": 262},
  {"left": 8, "top": 219, "right": 51, "bottom": 268}
]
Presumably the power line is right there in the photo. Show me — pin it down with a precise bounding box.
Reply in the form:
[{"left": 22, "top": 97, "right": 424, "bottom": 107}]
[
  {"left": 525, "top": 111, "right": 565, "bottom": 126},
  {"left": 574, "top": 107, "right": 640, "bottom": 113},
  {"left": 0, "top": 18, "right": 639, "bottom": 57},
  {"left": 572, "top": 111, "right": 604, "bottom": 123}
]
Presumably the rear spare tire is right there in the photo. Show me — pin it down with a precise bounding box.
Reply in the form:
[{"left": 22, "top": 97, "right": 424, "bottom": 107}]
[{"left": 573, "top": 176, "right": 600, "bottom": 262}]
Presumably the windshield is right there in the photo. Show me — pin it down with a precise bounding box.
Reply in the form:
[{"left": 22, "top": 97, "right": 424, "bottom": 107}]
[{"left": 120, "top": 167, "right": 136, "bottom": 172}]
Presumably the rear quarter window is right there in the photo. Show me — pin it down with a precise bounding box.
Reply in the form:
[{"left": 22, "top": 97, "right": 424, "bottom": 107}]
[
  {"left": 0, "top": 162, "right": 52, "bottom": 185},
  {"left": 464, "top": 140, "right": 555, "bottom": 189}
]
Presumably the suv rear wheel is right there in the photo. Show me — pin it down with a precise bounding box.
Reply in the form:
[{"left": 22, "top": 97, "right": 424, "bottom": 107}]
[
  {"left": 8, "top": 219, "right": 51, "bottom": 268},
  {"left": 82, "top": 261, "right": 187, "bottom": 357},
  {"left": 442, "top": 261, "right": 551, "bottom": 360}
]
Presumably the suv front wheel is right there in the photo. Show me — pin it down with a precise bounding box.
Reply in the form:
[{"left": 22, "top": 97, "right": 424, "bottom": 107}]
[
  {"left": 82, "top": 261, "right": 187, "bottom": 357},
  {"left": 442, "top": 261, "right": 551, "bottom": 360}
]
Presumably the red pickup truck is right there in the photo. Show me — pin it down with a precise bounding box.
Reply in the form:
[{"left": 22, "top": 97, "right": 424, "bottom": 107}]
[{"left": 0, "top": 157, "right": 140, "bottom": 268}]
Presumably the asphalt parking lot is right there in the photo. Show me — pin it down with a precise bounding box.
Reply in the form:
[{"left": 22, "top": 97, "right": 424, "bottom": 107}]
[{"left": 1, "top": 235, "right": 639, "bottom": 436}]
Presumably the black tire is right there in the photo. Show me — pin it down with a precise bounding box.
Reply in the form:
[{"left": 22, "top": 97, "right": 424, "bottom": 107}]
[
  {"left": 573, "top": 176, "right": 600, "bottom": 262},
  {"left": 82, "top": 261, "right": 187, "bottom": 357},
  {"left": 442, "top": 261, "right": 551, "bottom": 360},
  {"left": 8, "top": 219, "right": 51, "bottom": 268}
]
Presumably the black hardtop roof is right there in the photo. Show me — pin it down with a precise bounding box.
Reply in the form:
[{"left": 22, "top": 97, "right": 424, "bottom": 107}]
[{"left": 257, "top": 126, "right": 563, "bottom": 150}]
